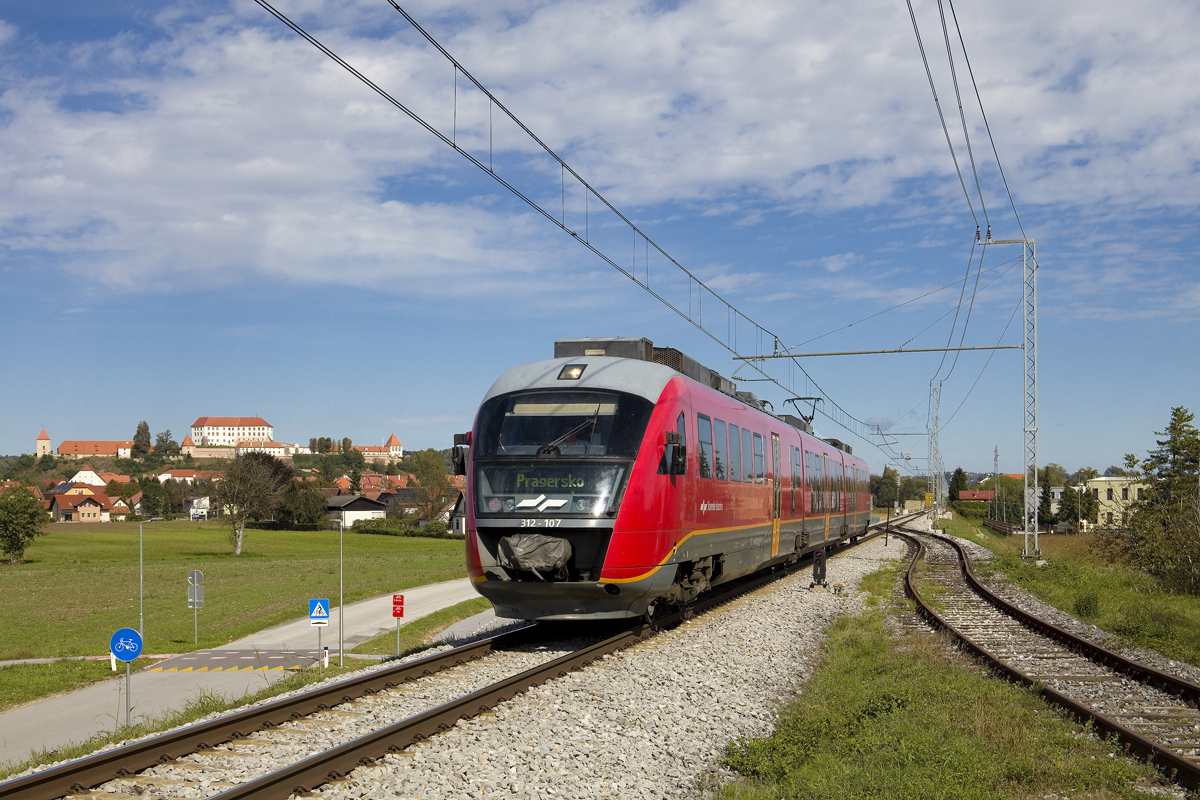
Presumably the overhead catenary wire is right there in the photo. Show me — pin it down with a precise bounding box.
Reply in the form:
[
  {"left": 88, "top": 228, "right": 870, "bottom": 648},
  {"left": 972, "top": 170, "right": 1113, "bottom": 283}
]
[
  {"left": 252, "top": 0, "right": 899, "bottom": 457},
  {"left": 946, "top": 0, "right": 1027, "bottom": 241}
]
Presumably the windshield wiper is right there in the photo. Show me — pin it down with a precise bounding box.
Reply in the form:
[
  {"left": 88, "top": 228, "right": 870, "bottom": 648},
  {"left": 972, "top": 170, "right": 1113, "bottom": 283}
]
[{"left": 538, "top": 406, "right": 601, "bottom": 456}]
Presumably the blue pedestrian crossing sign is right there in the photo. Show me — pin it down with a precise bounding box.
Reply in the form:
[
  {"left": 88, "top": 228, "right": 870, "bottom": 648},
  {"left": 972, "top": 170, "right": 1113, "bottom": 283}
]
[
  {"left": 110, "top": 628, "right": 143, "bottom": 662},
  {"left": 309, "top": 599, "right": 330, "bottom": 627}
]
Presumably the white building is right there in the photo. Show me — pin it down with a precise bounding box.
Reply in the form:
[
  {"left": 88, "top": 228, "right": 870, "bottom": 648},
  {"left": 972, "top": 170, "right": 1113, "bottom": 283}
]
[{"left": 191, "top": 417, "right": 273, "bottom": 447}]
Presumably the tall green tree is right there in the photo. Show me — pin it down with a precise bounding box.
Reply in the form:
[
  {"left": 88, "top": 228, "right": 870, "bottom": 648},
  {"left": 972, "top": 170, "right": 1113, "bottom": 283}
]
[
  {"left": 408, "top": 448, "right": 456, "bottom": 521},
  {"left": 1037, "top": 484, "right": 1056, "bottom": 525},
  {"left": 948, "top": 468, "right": 967, "bottom": 502},
  {"left": 1095, "top": 407, "right": 1200, "bottom": 594},
  {"left": 278, "top": 481, "right": 328, "bottom": 526},
  {"left": 217, "top": 452, "right": 293, "bottom": 555},
  {"left": 872, "top": 466, "right": 899, "bottom": 508},
  {"left": 0, "top": 487, "right": 50, "bottom": 564},
  {"left": 1142, "top": 406, "right": 1200, "bottom": 507},
  {"left": 133, "top": 421, "right": 152, "bottom": 456},
  {"left": 155, "top": 430, "right": 181, "bottom": 457}
]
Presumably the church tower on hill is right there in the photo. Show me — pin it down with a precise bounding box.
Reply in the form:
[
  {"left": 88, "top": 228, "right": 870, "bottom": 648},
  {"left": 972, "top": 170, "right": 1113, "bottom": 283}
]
[{"left": 36, "top": 428, "right": 51, "bottom": 457}]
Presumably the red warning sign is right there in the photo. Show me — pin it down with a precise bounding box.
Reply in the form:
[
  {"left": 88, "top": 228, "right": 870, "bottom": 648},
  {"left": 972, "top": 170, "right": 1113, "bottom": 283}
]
[{"left": 392, "top": 594, "right": 404, "bottom": 618}]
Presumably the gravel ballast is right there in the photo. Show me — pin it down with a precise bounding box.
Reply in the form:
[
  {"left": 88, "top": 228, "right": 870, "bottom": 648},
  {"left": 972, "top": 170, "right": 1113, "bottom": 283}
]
[{"left": 307, "top": 536, "right": 902, "bottom": 800}]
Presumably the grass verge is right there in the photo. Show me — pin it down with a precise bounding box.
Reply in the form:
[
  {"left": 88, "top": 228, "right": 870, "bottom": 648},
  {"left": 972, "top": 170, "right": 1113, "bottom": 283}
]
[
  {"left": 0, "top": 661, "right": 374, "bottom": 780},
  {"left": 0, "top": 659, "right": 166, "bottom": 714},
  {"left": 720, "top": 566, "right": 1163, "bottom": 799},
  {"left": 0, "top": 521, "right": 466, "bottom": 660},
  {"left": 938, "top": 514, "right": 1200, "bottom": 667},
  {"left": 350, "top": 597, "right": 494, "bottom": 658}
]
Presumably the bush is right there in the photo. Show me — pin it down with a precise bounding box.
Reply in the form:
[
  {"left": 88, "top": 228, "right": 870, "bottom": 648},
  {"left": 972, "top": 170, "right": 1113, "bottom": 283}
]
[
  {"left": 245, "top": 521, "right": 324, "bottom": 531},
  {"left": 952, "top": 500, "right": 989, "bottom": 519},
  {"left": 351, "top": 518, "right": 462, "bottom": 539}
]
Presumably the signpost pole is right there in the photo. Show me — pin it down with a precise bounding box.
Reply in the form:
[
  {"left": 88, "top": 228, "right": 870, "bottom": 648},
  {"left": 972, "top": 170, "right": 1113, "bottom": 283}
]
[
  {"left": 110, "top": 628, "right": 143, "bottom": 729},
  {"left": 318, "top": 628, "right": 322, "bottom": 676},
  {"left": 125, "top": 662, "right": 131, "bottom": 727},
  {"left": 339, "top": 520, "right": 344, "bottom": 668},
  {"left": 194, "top": 603, "right": 198, "bottom": 646},
  {"left": 393, "top": 594, "right": 404, "bottom": 656}
]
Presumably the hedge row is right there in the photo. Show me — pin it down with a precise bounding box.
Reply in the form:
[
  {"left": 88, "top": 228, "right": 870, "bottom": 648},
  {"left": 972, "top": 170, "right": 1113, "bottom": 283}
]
[
  {"left": 350, "top": 518, "right": 463, "bottom": 539},
  {"left": 951, "top": 500, "right": 990, "bottom": 519}
]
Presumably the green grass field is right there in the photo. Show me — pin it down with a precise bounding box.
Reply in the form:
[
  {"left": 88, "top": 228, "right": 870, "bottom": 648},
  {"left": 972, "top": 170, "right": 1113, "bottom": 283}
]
[
  {"left": 720, "top": 561, "right": 1164, "bottom": 799},
  {"left": 0, "top": 520, "right": 467, "bottom": 660},
  {"left": 937, "top": 514, "right": 1200, "bottom": 668}
]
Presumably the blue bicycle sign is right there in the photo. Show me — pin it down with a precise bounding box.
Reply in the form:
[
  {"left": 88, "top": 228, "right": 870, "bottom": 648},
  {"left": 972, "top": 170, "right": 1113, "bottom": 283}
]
[{"left": 110, "top": 628, "right": 143, "bottom": 662}]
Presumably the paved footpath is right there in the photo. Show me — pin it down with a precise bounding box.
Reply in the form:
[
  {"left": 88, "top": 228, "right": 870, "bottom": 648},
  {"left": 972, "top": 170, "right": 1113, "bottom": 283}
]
[{"left": 0, "top": 578, "right": 481, "bottom": 770}]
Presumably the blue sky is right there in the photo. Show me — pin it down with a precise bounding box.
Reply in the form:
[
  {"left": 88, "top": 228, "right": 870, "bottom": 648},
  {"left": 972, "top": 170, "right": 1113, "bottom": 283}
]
[{"left": 1, "top": 0, "right": 1197, "bottom": 477}]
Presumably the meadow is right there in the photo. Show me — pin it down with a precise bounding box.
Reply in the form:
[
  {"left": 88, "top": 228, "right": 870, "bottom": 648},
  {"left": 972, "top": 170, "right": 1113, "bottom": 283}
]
[{"left": 0, "top": 520, "right": 467, "bottom": 660}]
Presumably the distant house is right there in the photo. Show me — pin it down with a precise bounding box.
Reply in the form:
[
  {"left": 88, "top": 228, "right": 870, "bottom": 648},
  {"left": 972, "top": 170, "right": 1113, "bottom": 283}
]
[
  {"left": 157, "top": 469, "right": 223, "bottom": 485},
  {"left": 50, "top": 494, "right": 112, "bottom": 523},
  {"left": 353, "top": 434, "right": 403, "bottom": 464},
  {"left": 69, "top": 468, "right": 131, "bottom": 487},
  {"left": 110, "top": 499, "right": 132, "bottom": 521},
  {"left": 191, "top": 416, "right": 273, "bottom": 447},
  {"left": 185, "top": 496, "right": 214, "bottom": 520},
  {"left": 58, "top": 440, "right": 137, "bottom": 459},
  {"left": 326, "top": 495, "right": 386, "bottom": 528},
  {"left": 958, "top": 490, "right": 994, "bottom": 501}
]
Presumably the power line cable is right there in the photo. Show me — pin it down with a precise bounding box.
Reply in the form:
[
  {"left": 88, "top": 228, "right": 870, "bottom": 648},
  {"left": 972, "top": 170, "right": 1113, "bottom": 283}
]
[
  {"left": 253, "top": 0, "right": 897, "bottom": 455},
  {"left": 938, "top": 295, "right": 1022, "bottom": 430},
  {"left": 946, "top": 0, "right": 1026, "bottom": 240},
  {"left": 783, "top": 257, "right": 1015, "bottom": 353},
  {"left": 904, "top": 0, "right": 978, "bottom": 228},
  {"left": 936, "top": 0, "right": 989, "bottom": 230}
]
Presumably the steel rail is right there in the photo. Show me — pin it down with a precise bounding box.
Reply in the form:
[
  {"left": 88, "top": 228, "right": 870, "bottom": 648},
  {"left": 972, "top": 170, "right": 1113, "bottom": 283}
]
[
  {"left": 208, "top": 512, "right": 922, "bottom": 800},
  {"left": 3, "top": 513, "right": 917, "bottom": 800},
  {"left": 896, "top": 527, "right": 1200, "bottom": 790},
  {"left": 0, "top": 626, "right": 542, "bottom": 800}
]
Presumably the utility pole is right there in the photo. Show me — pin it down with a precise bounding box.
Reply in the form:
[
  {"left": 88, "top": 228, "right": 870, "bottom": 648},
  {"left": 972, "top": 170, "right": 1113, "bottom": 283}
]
[
  {"left": 992, "top": 238, "right": 1039, "bottom": 557},
  {"left": 928, "top": 383, "right": 943, "bottom": 508},
  {"left": 993, "top": 446, "right": 1000, "bottom": 520}
]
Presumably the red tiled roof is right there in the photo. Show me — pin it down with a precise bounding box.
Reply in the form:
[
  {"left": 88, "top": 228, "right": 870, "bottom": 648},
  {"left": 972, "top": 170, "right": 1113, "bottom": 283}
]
[
  {"left": 237, "top": 440, "right": 285, "bottom": 448},
  {"left": 58, "top": 440, "right": 136, "bottom": 455},
  {"left": 51, "top": 493, "right": 113, "bottom": 512},
  {"left": 192, "top": 417, "right": 272, "bottom": 428},
  {"left": 959, "top": 490, "right": 994, "bottom": 501},
  {"left": 181, "top": 435, "right": 195, "bottom": 446},
  {"left": 1, "top": 482, "right": 43, "bottom": 500},
  {"left": 98, "top": 473, "right": 132, "bottom": 484},
  {"left": 37, "top": 427, "right": 50, "bottom": 441},
  {"left": 385, "top": 433, "right": 401, "bottom": 446}
]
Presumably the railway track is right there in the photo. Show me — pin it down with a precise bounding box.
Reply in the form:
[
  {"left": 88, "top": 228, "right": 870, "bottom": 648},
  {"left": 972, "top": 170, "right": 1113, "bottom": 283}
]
[
  {"left": 1, "top": 515, "right": 916, "bottom": 800},
  {"left": 897, "top": 525, "right": 1200, "bottom": 790}
]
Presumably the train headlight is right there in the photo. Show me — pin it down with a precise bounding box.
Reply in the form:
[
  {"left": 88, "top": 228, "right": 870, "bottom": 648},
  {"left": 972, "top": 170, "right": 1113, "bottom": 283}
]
[
  {"left": 574, "top": 499, "right": 588, "bottom": 512},
  {"left": 503, "top": 498, "right": 516, "bottom": 512},
  {"left": 557, "top": 364, "right": 586, "bottom": 380}
]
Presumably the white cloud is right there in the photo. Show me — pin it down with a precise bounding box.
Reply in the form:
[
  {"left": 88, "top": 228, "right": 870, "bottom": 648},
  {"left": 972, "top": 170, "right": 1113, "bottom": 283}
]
[{"left": 0, "top": 0, "right": 1199, "bottom": 314}]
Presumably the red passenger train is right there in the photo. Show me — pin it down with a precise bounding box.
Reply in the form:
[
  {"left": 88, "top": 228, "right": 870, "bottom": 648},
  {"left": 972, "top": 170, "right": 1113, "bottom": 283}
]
[{"left": 456, "top": 337, "right": 871, "bottom": 621}]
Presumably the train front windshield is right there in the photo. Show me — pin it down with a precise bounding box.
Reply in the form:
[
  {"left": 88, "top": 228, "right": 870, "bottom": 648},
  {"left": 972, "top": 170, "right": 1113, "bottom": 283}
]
[{"left": 473, "top": 390, "right": 654, "bottom": 517}]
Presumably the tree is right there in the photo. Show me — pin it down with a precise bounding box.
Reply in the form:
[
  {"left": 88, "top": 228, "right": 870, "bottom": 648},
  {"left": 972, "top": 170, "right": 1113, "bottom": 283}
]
[
  {"left": 217, "top": 452, "right": 293, "bottom": 555},
  {"left": 1142, "top": 406, "right": 1200, "bottom": 508},
  {"left": 1037, "top": 484, "right": 1056, "bottom": 526},
  {"left": 407, "top": 448, "right": 456, "bottom": 521},
  {"left": 341, "top": 437, "right": 353, "bottom": 455},
  {"left": 0, "top": 487, "right": 50, "bottom": 564},
  {"left": 138, "top": 479, "right": 168, "bottom": 518},
  {"left": 1040, "top": 462, "right": 1068, "bottom": 490},
  {"left": 278, "top": 480, "right": 328, "bottom": 526},
  {"left": 155, "top": 430, "right": 181, "bottom": 457},
  {"left": 872, "top": 467, "right": 899, "bottom": 508},
  {"left": 309, "top": 438, "right": 318, "bottom": 453},
  {"left": 349, "top": 466, "right": 363, "bottom": 495},
  {"left": 948, "top": 468, "right": 967, "bottom": 502},
  {"left": 133, "top": 421, "right": 152, "bottom": 456},
  {"left": 1094, "top": 407, "right": 1200, "bottom": 594}
]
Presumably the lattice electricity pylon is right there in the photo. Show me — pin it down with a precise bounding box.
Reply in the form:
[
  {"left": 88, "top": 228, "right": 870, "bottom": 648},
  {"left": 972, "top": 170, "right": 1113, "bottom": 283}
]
[
  {"left": 928, "top": 382, "right": 943, "bottom": 507},
  {"left": 993, "top": 238, "right": 1039, "bottom": 556}
]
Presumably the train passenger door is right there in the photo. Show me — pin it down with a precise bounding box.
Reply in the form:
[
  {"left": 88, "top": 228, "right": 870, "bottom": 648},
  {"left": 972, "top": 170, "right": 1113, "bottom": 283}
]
[{"left": 771, "top": 433, "right": 781, "bottom": 556}]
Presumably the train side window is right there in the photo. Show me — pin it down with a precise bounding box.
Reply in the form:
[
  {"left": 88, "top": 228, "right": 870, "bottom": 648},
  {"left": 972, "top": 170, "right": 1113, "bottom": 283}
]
[
  {"left": 753, "top": 433, "right": 764, "bottom": 484},
  {"left": 677, "top": 413, "right": 687, "bottom": 475},
  {"left": 789, "top": 446, "right": 796, "bottom": 516},
  {"left": 714, "top": 419, "right": 727, "bottom": 480},
  {"left": 728, "top": 425, "right": 742, "bottom": 482},
  {"left": 697, "top": 414, "right": 713, "bottom": 479},
  {"left": 742, "top": 428, "right": 754, "bottom": 483}
]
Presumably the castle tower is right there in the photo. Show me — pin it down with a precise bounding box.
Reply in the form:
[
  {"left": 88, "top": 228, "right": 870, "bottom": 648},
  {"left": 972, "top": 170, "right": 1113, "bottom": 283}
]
[
  {"left": 36, "top": 428, "right": 51, "bottom": 457},
  {"left": 386, "top": 433, "right": 402, "bottom": 456}
]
